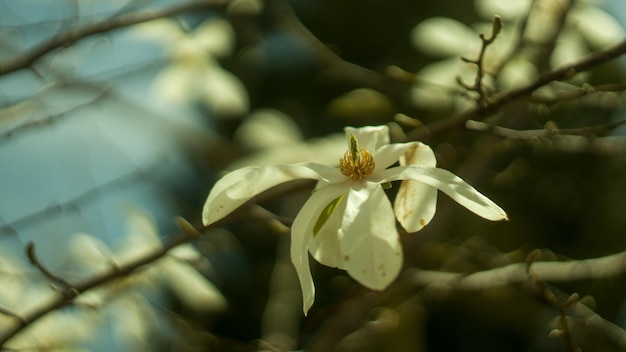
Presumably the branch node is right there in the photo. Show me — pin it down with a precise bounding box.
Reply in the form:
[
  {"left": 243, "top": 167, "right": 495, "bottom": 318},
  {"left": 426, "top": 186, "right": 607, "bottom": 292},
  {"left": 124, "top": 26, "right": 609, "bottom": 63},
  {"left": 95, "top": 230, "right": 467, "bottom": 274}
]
[
  {"left": 176, "top": 217, "right": 202, "bottom": 238},
  {"left": 26, "top": 242, "right": 78, "bottom": 298}
]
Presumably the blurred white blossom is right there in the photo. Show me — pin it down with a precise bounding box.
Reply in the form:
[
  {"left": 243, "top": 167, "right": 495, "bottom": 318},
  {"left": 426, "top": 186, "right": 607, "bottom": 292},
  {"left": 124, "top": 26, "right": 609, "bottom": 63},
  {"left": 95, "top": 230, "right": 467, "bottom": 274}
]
[{"left": 135, "top": 18, "right": 249, "bottom": 118}]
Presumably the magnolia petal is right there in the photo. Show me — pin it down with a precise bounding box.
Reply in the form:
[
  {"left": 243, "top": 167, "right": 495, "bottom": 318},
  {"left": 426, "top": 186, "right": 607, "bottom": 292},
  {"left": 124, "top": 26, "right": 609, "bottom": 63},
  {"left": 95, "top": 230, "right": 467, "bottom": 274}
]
[
  {"left": 202, "top": 164, "right": 323, "bottom": 226},
  {"left": 394, "top": 143, "right": 438, "bottom": 232},
  {"left": 303, "top": 163, "right": 346, "bottom": 184},
  {"left": 308, "top": 189, "right": 349, "bottom": 269},
  {"left": 371, "top": 142, "right": 419, "bottom": 173},
  {"left": 376, "top": 166, "right": 508, "bottom": 221},
  {"left": 399, "top": 142, "right": 437, "bottom": 167},
  {"left": 291, "top": 182, "right": 349, "bottom": 315},
  {"left": 344, "top": 125, "right": 390, "bottom": 151},
  {"left": 340, "top": 184, "right": 403, "bottom": 290}
]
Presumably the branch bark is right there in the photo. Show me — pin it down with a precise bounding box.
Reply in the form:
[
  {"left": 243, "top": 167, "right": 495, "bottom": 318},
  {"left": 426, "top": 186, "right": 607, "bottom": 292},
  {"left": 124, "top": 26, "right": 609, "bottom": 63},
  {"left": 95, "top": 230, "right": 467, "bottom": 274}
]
[
  {"left": 405, "top": 39, "right": 626, "bottom": 142},
  {"left": 0, "top": 0, "right": 229, "bottom": 76}
]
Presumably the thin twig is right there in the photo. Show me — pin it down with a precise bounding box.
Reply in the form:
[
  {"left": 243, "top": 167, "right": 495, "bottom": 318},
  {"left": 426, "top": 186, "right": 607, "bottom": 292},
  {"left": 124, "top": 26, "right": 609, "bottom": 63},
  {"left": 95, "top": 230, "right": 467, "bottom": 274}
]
[
  {"left": 0, "top": 86, "right": 111, "bottom": 144},
  {"left": 0, "top": 223, "right": 199, "bottom": 347},
  {"left": 26, "top": 243, "right": 78, "bottom": 298},
  {"left": 465, "top": 118, "right": 626, "bottom": 139},
  {"left": 0, "top": 202, "right": 291, "bottom": 348},
  {"left": 410, "top": 249, "right": 626, "bottom": 350},
  {"left": 405, "top": 39, "right": 626, "bottom": 142},
  {"left": 0, "top": 307, "right": 26, "bottom": 325},
  {"left": 458, "top": 15, "right": 502, "bottom": 106},
  {"left": 527, "top": 251, "right": 582, "bottom": 352},
  {"left": 0, "top": 0, "right": 229, "bottom": 76},
  {"left": 530, "top": 82, "right": 626, "bottom": 105}
]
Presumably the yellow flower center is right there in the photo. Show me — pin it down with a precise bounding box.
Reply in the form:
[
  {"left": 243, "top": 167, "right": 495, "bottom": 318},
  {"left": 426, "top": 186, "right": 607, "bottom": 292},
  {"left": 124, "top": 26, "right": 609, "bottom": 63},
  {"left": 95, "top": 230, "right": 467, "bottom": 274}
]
[{"left": 339, "top": 134, "right": 375, "bottom": 180}]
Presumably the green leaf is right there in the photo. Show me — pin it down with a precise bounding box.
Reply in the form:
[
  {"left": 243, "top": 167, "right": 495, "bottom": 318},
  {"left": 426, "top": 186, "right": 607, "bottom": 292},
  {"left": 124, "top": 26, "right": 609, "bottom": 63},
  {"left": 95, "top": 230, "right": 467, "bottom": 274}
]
[{"left": 313, "top": 194, "right": 345, "bottom": 237}]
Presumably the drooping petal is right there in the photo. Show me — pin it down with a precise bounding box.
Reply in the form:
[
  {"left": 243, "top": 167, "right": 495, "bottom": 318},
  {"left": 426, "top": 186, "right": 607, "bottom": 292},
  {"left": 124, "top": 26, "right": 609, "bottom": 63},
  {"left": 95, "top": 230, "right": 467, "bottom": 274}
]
[
  {"left": 202, "top": 164, "right": 324, "bottom": 226},
  {"left": 375, "top": 166, "right": 508, "bottom": 221},
  {"left": 394, "top": 143, "right": 438, "bottom": 232},
  {"left": 344, "top": 125, "right": 390, "bottom": 151},
  {"left": 291, "top": 182, "right": 350, "bottom": 315},
  {"left": 308, "top": 188, "right": 349, "bottom": 269},
  {"left": 339, "top": 184, "right": 403, "bottom": 290}
]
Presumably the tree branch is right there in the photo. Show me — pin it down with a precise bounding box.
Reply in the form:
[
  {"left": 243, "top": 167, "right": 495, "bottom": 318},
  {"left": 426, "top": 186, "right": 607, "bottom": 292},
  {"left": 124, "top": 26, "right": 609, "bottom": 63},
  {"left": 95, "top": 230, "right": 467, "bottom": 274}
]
[
  {"left": 0, "top": 0, "right": 229, "bottom": 76},
  {"left": 465, "top": 118, "right": 626, "bottom": 139},
  {"left": 0, "top": 218, "right": 202, "bottom": 348},
  {"left": 405, "top": 39, "right": 626, "bottom": 142},
  {"left": 26, "top": 243, "right": 78, "bottom": 298},
  {"left": 409, "top": 249, "right": 626, "bottom": 350}
]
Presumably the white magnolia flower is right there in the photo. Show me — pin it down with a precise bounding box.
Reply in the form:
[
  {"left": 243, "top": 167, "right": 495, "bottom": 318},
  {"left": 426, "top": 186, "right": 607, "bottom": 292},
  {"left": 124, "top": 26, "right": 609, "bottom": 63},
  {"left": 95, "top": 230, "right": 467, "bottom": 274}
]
[{"left": 202, "top": 125, "right": 507, "bottom": 314}]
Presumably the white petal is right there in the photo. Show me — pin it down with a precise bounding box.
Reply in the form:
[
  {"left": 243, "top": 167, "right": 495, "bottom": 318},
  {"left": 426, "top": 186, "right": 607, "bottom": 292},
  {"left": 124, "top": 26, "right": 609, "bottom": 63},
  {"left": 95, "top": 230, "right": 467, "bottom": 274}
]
[
  {"left": 202, "top": 164, "right": 323, "bottom": 226},
  {"left": 202, "top": 67, "right": 249, "bottom": 117},
  {"left": 399, "top": 142, "right": 436, "bottom": 167},
  {"left": 303, "top": 163, "right": 346, "bottom": 184},
  {"left": 376, "top": 166, "right": 508, "bottom": 221},
  {"left": 340, "top": 184, "right": 403, "bottom": 290},
  {"left": 308, "top": 189, "right": 349, "bottom": 269},
  {"left": 344, "top": 125, "right": 390, "bottom": 151},
  {"left": 160, "top": 258, "right": 227, "bottom": 312},
  {"left": 291, "top": 182, "right": 350, "bottom": 315},
  {"left": 371, "top": 142, "right": 418, "bottom": 174},
  {"left": 394, "top": 143, "right": 438, "bottom": 232},
  {"left": 411, "top": 17, "right": 480, "bottom": 57},
  {"left": 569, "top": 5, "right": 625, "bottom": 49},
  {"left": 475, "top": 0, "right": 531, "bottom": 21}
]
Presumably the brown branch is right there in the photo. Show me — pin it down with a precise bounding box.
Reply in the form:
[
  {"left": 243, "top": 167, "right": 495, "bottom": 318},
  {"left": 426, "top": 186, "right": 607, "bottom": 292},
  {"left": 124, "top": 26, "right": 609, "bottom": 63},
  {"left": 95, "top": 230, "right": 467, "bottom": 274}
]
[
  {"left": 409, "top": 249, "right": 626, "bottom": 350},
  {"left": 0, "top": 0, "right": 229, "bottom": 76},
  {"left": 26, "top": 243, "right": 78, "bottom": 298},
  {"left": 0, "top": 307, "right": 26, "bottom": 325},
  {"left": 0, "top": 218, "right": 201, "bottom": 348},
  {"left": 0, "top": 85, "right": 111, "bottom": 144},
  {"left": 405, "top": 39, "right": 626, "bottom": 142},
  {"left": 465, "top": 118, "right": 626, "bottom": 139},
  {"left": 0, "top": 204, "right": 288, "bottom": 349},
  {"left": 527, "top": 250, "right": 581, "bottom": 352},
  {"left": 458, "top": 15, "right": 502, "bottom": 106},
  {"left": 530, "top": 82, "right": 626, "bottom": 105}
]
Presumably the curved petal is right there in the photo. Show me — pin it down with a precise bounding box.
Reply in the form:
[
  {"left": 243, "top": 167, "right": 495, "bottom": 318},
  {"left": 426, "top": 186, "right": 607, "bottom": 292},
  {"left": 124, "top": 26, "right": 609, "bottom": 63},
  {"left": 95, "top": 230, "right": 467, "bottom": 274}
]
[
  {"left": 400, "top": 142, "right": 436, "bottom": 167},
  {"left": 302, "top": 163, "right": 346, "bottom": 184},
  {"left": 340, "top": 184, "right": 403, "bottom": 290},
  {"left": 371, "top": 142, "right": 419, "bottom": 174},
  {"left": 308, "top": 189, "right": 349, "bottom": 269},
  {"left": 394, "top": 143, "right": 438, "bottom": 232},
  {"left": 202, "top": 164, "right": 323, "bottom": 226},
  {"left": 394, "top": 181, "right": 437, "bottom": 233},
  {"left": 344, "top": 125, "right": 390, "bottom": 151},
  {"left": 376, "top": 166, "right": 508, "bottom": 221},
  {"left": 291, "top": 182, "right": 350, "bottom": 315}
]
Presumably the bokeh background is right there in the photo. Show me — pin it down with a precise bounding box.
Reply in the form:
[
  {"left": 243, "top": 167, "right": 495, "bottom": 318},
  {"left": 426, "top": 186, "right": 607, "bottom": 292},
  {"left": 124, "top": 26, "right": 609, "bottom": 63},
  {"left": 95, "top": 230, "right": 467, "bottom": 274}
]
[{"left": 1, "top": 0, "right": 626, "bottom": 351}]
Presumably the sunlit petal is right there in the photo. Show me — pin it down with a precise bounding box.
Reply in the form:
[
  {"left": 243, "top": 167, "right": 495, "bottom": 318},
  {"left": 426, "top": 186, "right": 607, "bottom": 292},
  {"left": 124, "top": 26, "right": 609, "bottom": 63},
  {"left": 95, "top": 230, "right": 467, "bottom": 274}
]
[
  {"left": 202, "top": 164, "right": 324, "bottom": 226},
  {"left": 340, "top": 184, "right": 403, "bottom": 290},
  {"left": 394, "top": 143, "right": 438, "bottom": 232},
  {"left": 291, "top": 182, "right": 350, "bottom": 315},
  {"left": 344, "top": 125, "right": 390, "bottom": 151},
  {"left": 308, "top": 188, "right": 349, "bottom": 269},
  {"left": 371, "top": 142, "right": 418, "bottom": 173},
  {"left": 302, "top": 163, "right": 346, "bottom": 184},
  {"left": 376, "top": 166, "right": 508, "bottom": 221}
]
